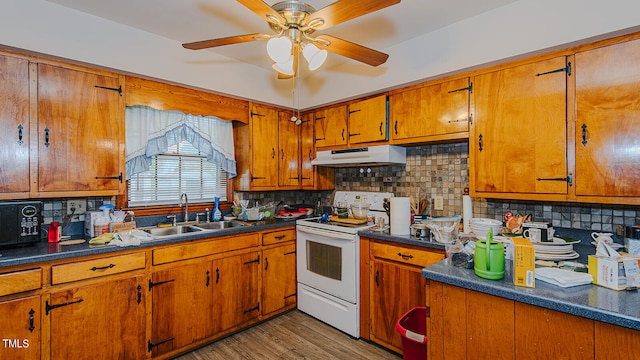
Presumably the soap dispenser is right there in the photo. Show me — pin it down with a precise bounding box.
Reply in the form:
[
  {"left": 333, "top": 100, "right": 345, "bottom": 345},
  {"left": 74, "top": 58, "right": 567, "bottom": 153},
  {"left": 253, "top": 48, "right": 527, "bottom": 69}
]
[{"left": 213, "top": 197, "right": 222, "bottom": 222}]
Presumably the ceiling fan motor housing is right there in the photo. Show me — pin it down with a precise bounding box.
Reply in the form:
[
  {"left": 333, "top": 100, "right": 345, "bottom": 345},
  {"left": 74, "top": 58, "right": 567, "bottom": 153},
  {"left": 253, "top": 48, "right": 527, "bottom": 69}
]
[{"left": 269, "top": 1, "right": 317, "bottom": 34}]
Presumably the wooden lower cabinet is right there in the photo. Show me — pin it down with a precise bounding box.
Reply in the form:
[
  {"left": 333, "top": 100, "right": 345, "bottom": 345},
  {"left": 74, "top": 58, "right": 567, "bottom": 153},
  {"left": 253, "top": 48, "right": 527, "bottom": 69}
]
[
  {"left": 361, "top": 238, "right": 445, "bottom": 355},
  {"left": 211, "top": 251, "right": 261, "bottom": 333},
  {"left": 428, "top": 281, "right": 640, "bottom": 359},
  {"left": 48, "top": 275, "right": 146, "bottom": 360},
  {"left": 262, "top": 242, "right": 297, "bottom": 316},
  {"left": 150, "top": 261, "right": 214, "bottom": 357},
  {"left": 0, "top": 295, "right": 41, "bottom": 360}
]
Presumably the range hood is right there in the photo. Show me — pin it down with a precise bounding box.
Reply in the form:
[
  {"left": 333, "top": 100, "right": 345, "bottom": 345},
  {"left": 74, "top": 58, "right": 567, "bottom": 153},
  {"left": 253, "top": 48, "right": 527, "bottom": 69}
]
[{"left": 311, "top": 145, "right": 406, "bottom": 167}]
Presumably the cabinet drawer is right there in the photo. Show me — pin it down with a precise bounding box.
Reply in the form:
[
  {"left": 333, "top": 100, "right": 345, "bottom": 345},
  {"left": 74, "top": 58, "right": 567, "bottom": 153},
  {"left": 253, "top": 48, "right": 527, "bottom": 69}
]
[
  {"left": 262, "top": 228, "right": 296, "bottom": 246},
  {"left": 51, "top": 252, "right": 146, "bottom": 284},
  {"left": 371, "top": 242, "right": 444, "bottom": 267},
  {"left": 0, "top": 268, "right": 42, "bottom": 297},
  {"left": 153, "top": 233, "right": 259, "bottom": 265}
]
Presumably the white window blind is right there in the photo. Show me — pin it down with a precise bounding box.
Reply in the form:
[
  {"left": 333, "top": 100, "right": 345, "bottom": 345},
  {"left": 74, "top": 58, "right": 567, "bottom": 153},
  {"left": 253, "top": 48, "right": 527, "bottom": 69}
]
[{"left": 128, "top": 140, "right": 227, "bottom": 207}]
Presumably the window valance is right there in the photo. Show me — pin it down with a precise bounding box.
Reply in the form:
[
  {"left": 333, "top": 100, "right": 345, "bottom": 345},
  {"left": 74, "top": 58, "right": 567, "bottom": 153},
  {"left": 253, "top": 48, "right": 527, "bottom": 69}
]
[{"left": 125, "top": 105, "right": 236, "bottom": 179}]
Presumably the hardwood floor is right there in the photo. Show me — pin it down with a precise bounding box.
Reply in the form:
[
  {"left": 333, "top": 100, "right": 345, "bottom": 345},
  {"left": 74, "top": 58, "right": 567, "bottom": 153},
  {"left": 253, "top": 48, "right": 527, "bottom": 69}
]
[{"left": 175, "top": 310, "right": 402, "bottom": 360}]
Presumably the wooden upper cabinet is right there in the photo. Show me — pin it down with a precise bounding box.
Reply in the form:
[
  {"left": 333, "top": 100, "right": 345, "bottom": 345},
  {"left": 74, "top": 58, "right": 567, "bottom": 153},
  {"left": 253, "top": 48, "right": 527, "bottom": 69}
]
[
  {"left": 0, "top": 53, "right": 30, "bottom": 197},
  {"left": 390, "top": 77, "right": 470, "bottom": 144},
  {"left": 249, "top": 105, "right": 279, "bottom": 190},
  {"left": 575, "top": 38, "right": 640, "bottom": 200},
  {"left": 347, "top": 95, "right": 387, "bottom": 144},
  {"left": 314, "top": 105, "right": 347, "bottom": 148},
  {"left": 300, "top": 112, "right": 315, "bottom": 188},
  {"left": 37, "top": 63, "right": 123, "bottom": 195},
  {"left": 472, "top": 56, "right": 569, "bottom": 198},
  {"left": 278, "top": 110, "right": 301, "bottom": 189}
]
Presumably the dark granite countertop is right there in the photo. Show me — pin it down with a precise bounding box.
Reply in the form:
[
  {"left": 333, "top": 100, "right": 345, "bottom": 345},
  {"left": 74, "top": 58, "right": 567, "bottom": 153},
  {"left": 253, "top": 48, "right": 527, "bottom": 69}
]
[
  {"left": 0, "top": 220, "right": 296, "bottom": 268},
  {"left": 422, "top": 246, "right": 640, "bottom": 331}
]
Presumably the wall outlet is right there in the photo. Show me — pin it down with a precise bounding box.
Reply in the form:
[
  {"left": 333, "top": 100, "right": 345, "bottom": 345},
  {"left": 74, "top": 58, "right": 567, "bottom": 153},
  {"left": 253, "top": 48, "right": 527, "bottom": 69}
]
[
  {"left": 434, "top": 196, "right": 444, "bottom": 210},
  {"left": 67, "top": 200, "right": 87, "bottom": 215}
]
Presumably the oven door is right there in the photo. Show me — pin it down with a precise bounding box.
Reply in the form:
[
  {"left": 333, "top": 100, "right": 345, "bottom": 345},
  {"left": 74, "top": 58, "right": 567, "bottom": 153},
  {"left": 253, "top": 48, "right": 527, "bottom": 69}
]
[{"left": 296, "top": 225, "right": 358, "bottom": 304}]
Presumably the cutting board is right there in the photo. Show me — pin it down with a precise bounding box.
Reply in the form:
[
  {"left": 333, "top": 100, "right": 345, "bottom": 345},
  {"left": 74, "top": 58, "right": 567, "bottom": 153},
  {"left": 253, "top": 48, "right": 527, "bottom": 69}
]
[{"left": 329, "top": 215, "right": 368, "bottom": 225}]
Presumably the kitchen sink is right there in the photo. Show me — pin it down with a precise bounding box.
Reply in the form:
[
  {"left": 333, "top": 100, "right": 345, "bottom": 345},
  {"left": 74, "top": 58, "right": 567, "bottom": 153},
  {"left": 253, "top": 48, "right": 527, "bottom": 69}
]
[
  {"left": 143, "top": 225, "right": 203, "bottom": 237},
  {"left": 193, "top": 221, "right": 246, "bottom": 230}
]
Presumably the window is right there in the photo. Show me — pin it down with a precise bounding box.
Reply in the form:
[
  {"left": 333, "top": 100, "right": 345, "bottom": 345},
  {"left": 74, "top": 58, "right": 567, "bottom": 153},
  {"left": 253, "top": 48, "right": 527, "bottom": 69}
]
[{"left": 128, "top": 140, "right": 227, "bottom": 207}]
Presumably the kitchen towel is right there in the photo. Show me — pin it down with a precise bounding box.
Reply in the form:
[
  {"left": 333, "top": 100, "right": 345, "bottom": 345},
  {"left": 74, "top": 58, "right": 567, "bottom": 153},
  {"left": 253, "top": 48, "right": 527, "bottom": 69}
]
[
  {"left": 390, "top": 197, "right": 411, "bottom": 235},
  {"left": 463, "top": 195, "right": 472, "bottom": 234}
]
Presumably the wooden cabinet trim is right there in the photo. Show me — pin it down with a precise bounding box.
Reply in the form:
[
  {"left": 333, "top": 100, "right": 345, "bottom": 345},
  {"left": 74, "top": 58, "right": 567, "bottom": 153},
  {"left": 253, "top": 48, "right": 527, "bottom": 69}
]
[{"left": 153, "top": 233, "right": 260, "bottom": 265}]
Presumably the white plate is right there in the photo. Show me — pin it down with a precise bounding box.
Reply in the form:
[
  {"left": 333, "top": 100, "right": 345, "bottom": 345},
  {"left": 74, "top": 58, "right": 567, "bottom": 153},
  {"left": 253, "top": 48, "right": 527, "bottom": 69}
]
[
  {"left": 534, "top": 244, "right": 574, "bottom": 253},
  {"left": 535, "top": 250, "right": 580, "bottom": 260}
]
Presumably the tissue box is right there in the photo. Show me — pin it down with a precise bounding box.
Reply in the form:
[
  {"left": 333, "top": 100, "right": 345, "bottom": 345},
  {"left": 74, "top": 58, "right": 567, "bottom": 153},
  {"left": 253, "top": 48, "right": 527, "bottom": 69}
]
[
  {"left": 588, "top": 255, "right": 640, "bottom": 291},
  {"left": 512, "top": 237, "right": 535, "bottom": 288}
]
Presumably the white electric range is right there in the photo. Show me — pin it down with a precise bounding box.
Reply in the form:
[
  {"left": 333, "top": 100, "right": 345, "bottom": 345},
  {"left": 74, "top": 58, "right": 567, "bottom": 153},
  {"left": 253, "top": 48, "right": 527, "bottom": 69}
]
[{"left": 295, "top": 191, "right": 393, "bottom": 338}]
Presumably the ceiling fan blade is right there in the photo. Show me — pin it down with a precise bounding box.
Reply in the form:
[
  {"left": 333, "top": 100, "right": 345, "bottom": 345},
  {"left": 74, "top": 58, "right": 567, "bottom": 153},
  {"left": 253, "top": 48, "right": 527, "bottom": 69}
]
[
  {"left": 308, "top": 0, "right": 401, "bottom": 31},
  {"left": 182, "top": 34, "right": 263, "bottom": 50},
  {"left": 236, "top": 0, "right": 287, "bottom": 27},
  {"left": 316, "top": 35, "right": 389, "bottom": 67}
]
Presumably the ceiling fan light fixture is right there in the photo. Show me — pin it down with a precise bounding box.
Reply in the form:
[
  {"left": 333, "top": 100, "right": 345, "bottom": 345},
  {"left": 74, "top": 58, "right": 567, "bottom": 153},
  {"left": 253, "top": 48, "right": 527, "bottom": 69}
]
[
  {"left": 272, "top": 56, "right": 295, "bottom": 75},
  {"left": 303, "top": 43, "right": 328, "bottom": 71},
  {"left": 267, "top": 36, "right": 292, "bottom": 63}
]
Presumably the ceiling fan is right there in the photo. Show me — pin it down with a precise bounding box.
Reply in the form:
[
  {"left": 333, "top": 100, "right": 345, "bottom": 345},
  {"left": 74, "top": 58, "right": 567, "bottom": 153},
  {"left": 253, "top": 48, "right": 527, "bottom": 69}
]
[{"left": 182, "top": 0, "right": 401, "bottom": 78}]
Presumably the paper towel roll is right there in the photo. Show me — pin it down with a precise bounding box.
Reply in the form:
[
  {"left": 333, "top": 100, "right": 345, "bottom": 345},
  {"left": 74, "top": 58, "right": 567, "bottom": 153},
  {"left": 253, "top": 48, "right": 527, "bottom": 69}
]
[
  {"left": 463, "top": 195, "right": 473, "bottom": 234},
  {"left": 390, "top": 197, "right": 411, "bottom": 235}
]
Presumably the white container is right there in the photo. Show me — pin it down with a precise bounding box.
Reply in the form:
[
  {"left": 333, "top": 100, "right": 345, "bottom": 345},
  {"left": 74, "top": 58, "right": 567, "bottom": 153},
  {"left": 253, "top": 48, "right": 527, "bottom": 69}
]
[{"left": 84, "top": 211, "right": 103, "bottom": 238}]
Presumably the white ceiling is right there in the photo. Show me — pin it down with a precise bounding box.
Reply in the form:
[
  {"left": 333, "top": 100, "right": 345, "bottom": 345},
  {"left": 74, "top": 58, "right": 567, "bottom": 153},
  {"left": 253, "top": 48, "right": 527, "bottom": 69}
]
[{"left": 45, "top": 0, "right": 519, "bottom": 73}]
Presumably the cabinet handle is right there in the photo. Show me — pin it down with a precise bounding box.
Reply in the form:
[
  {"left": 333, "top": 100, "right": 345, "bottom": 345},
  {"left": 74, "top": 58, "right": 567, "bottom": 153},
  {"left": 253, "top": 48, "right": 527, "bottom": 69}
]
[
  {"left": 348, "top": 133, "right": 361, "bottom": 137},
  {"left": 341, "top": 129, "right": 345, "bottom": 141},
  {"left": 45, "top": 299, "right": 83, "bottom": 315},
  {"left": 28, "top": 309, "right": 35, "bottom": 332},
  {"left": 148, "top": 278, "right": 174, "bottom": 290},
  {"left": 448, "top": 84, "right": 473, "bottom": 93},
  {"left": 275, "top": 235, "right": 286, "bottom": 239},
  {"left": 478, "top": 134, "right": 483, "bottom": 152},
  {"left": 281, "top": 149, "right": 285, "bottom": 160},
  {"left": 44, "top": 127, "right": 50, "bottom": 148},
  {"left": 535, "top": 62, "right": 572, "bottom": 77},
  {"left": 284, "top": 251, "right": 296, "bottom": 256},
  {"left": 95, "top": 173, "right": 123, "bottom": 183},
  {"left": 537, "top": 173, "right": 573, "bottom": 187},
  {"left": 148, "top": 338, "right": 174, "bottom": 352},
  {"left": 94, "top": 84, "right": 123, "bottom": 96},
  {"left": 398, "top": 252, "right": 414, "bottom": 260},
  {"left": 17, "top": 124, "right": 23, "bottom": 145},
  {"left": 206, "top": 270, "right": 210, "bottom": 287},
  {"left": 375, "top": 270, "right": 379, "bottom": 287},
  {"left": 394, "top": 120, "right": 398, "bottom": 135},
  {"left": 271, "top": 147, "right": 275, "bottom": 159},
  {"left": 264, "top": 257, "right": 269, "bottom": 271},
  {"left": 448, "top": 117, "right": 469, "bottom": 123},
  {"left": 216, "top": 268, "right": 220, "bottom": 284},
  {"left": 379, "top": 122, "right": 383, "bottom": 135},
  {"left": 136, "top": 285, "right": 142, "bottom": 304},
  {"left": 348, "top": 109, "right": 361, "bottom": 115},
  {"left": 308, "top": 150, "right": 312, "bottom": 161},
  {"left": 90, "top": 263, "right": 115, "bottom": 271},
  {"left": 244, "top": 256, "right": 260, "bottom": 265},
  {"left": 581, "top": 123, "right": 588, "bottom": 146}
]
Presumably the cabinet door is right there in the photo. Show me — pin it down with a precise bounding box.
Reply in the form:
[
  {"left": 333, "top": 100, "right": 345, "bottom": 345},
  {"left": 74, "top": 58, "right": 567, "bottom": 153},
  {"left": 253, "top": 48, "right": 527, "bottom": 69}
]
[
  {"left": 575, "top": 38, "right": 640, "bottom": 198},
  {"left": 390, "top": 78, "right": 469, "bottom": 141},
  {"left": 0, "top": 54, "right": 30, "bottom": 195},
  {"left": 37, "top": 63, "right": 122, "bottom": 194},
  {"left": 278, "top": 110, "right": 300, "bottom": 188},
  {"left": 371, "top": 260, "right": 426, "bottom": 354},
  {"left": 300, "top": 112, "right": 315, "bottom": 188},
  {"left": 515, "top": 302, "right": 594, "bottom": 359},
  {"left": 314, "top": 105, "right": 347, "bottom": 148},
  {"left": 473, "top": 57, "right": 568, "bottom": 195},
  {"left": 348, "top": 95, "right": 388, "bottom": 144},
  {"left": 49, "top": 275, "right": 146, "bottom": 360},
  {"left": 212, "top": 251, "right": 260, "bottom": 333},
  {"left": 150, "top": 261, "right": 214, "bottom": 357},
  {"left": 262, "top": 243, "right": 297, "bottom": 316},
  {"left": 250, "top": 105, "right": 278, "bottom": 189},
  {"left": 0, "top": 296, "right": 40, "bottom": 360}
]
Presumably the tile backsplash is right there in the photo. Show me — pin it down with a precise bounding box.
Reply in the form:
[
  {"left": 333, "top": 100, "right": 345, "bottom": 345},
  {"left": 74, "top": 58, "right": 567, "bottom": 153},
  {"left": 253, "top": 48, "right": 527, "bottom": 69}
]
[{"left": 331, "top": 142, "right": 640, "bottom": 232}]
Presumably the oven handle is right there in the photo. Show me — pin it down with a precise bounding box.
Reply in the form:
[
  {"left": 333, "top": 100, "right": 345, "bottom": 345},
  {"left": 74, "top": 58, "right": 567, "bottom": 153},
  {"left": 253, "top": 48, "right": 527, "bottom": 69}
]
[{"left": 297, "top": 226, "right": 356, "bottom": 241}]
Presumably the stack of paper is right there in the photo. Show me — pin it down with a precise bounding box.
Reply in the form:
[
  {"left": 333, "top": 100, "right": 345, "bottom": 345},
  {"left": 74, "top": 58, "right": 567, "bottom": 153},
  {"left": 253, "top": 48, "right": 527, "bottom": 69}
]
[{"left": 535, "top": 267, "right": 593, "bottom": 288}]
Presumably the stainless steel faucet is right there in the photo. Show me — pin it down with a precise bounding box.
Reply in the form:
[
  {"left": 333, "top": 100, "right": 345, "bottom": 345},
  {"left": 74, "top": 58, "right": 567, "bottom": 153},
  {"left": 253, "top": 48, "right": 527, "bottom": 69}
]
[{"left": 179, "top": 193, "right": 189, "bottom": 222}]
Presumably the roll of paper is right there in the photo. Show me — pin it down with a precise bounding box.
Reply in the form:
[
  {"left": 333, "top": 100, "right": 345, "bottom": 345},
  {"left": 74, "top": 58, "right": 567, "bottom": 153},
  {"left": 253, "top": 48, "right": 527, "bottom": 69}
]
[
  {"left": 390, "top": 197, "right": 411, "bottom": 235},
  {"left": 463, "top": 195, "right": 473, "bottom": 234}
]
